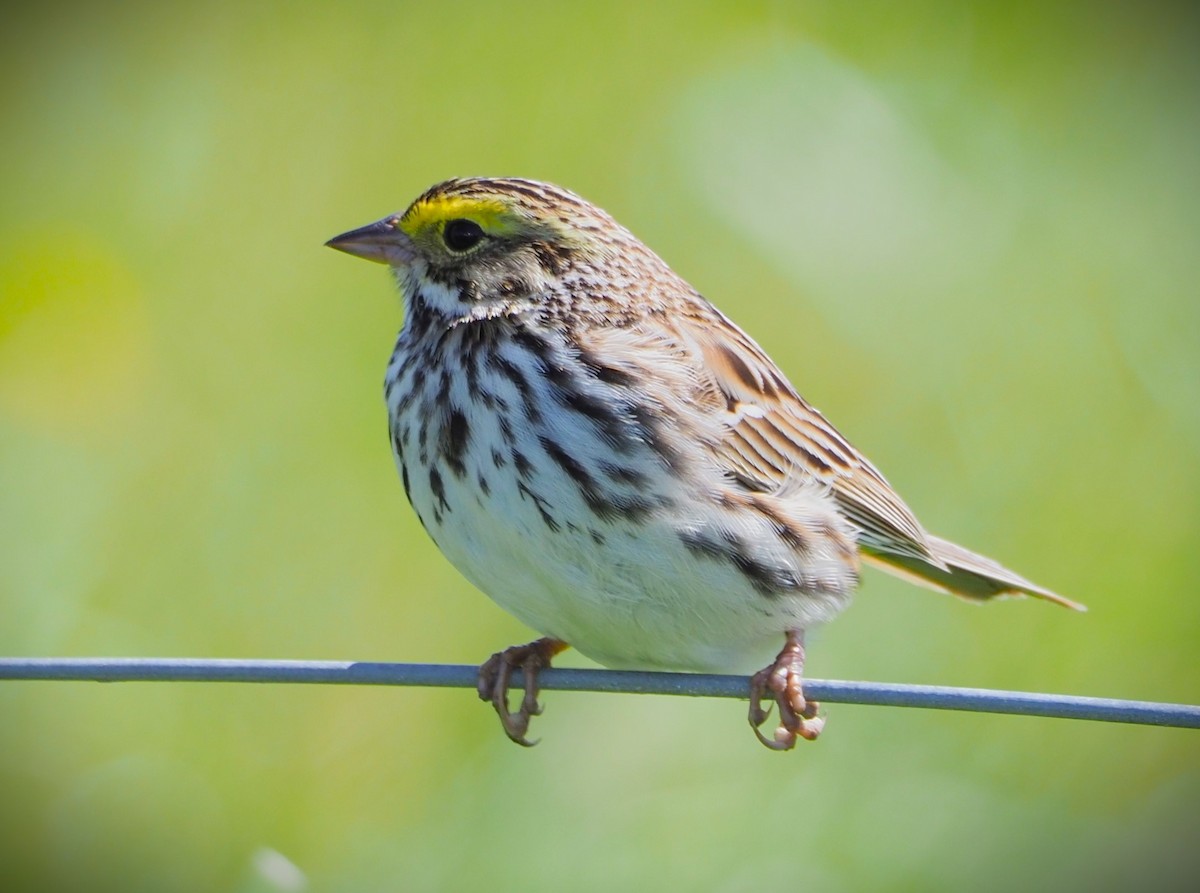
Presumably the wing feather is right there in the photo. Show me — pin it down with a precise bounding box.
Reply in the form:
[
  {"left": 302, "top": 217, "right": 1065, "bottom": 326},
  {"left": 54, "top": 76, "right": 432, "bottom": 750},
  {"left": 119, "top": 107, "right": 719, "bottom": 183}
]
[{"left": 682, "top": 310, "right": 939, "bottom": 564}]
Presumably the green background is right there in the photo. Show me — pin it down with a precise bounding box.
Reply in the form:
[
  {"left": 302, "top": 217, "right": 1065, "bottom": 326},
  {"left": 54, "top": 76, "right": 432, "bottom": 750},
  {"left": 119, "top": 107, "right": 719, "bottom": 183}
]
[{"left": 2, "top": 2, "right": 1198, "bottom": 890}]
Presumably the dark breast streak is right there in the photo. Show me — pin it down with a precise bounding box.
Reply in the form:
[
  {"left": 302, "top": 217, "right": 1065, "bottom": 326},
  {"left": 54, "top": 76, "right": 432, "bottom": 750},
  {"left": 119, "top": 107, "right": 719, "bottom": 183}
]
[
  {"left": 388, "top": 311, "right": 848, "bottom": 601},
  {"left": 389, "top": 313, "right": 682, "bottom": 541}
]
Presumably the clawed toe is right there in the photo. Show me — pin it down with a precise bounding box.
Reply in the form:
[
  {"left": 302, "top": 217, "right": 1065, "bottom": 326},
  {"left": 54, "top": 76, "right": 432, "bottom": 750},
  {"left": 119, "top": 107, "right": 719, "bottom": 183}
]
[
  {"left": 748, "top": 630, "right": 823, "bottom": 751},
  {"left": 477, "top": 637, "right": 567, "bottom": 746},
  {"left": 479, "top": 632, "right": 821, "bottom": 750}
]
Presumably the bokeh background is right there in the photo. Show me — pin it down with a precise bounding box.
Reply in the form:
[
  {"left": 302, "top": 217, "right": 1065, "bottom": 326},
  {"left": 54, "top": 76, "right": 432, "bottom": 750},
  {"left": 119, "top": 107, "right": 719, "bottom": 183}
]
[{"left": 3, "top": 2, "right": 1198, "bottom": 890}]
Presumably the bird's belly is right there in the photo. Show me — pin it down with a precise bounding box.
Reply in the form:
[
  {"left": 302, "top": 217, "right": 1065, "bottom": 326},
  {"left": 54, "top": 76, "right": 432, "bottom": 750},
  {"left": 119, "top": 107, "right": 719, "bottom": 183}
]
[
  {"left": 427, "top": 491, "right": 785, "bottom": 672},
  {"left": 402, "top": 444, "right": 854, "bottom": 674}
]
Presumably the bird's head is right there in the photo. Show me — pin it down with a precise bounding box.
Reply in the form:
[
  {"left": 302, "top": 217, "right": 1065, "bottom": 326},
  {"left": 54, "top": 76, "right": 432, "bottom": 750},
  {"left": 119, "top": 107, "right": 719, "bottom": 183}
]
[{"left": 327, "top": 177, "right": 659, "bottom": 320}]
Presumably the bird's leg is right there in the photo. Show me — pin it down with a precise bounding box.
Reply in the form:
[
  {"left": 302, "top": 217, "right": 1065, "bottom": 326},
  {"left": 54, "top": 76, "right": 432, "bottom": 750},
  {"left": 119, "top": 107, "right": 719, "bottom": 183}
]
[
  {"left": 748, "top": 629, "right": 824, "bottom": 750},
  {"left": 477, "top": 637, "right": 568, "bottom": 746}
]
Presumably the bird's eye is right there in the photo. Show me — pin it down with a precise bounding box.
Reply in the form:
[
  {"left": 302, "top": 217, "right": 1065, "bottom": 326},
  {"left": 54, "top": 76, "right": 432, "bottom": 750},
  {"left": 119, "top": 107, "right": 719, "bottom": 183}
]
[{"left": 443, "top": 218, "right": 485, "bottom": 252}]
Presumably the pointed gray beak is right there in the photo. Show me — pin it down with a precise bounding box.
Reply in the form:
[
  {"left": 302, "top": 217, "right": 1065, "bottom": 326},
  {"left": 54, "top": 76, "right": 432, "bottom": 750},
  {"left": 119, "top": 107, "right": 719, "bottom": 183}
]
[{"left": 325, "top": 215, "right": 416, "bottom": 266}]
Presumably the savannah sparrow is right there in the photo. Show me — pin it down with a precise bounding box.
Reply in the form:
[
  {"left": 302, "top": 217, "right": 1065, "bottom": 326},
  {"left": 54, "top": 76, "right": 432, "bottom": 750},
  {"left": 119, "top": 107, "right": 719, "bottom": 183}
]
[{"left": 327, "top": 177, "right": 1083, "bottom": 750}]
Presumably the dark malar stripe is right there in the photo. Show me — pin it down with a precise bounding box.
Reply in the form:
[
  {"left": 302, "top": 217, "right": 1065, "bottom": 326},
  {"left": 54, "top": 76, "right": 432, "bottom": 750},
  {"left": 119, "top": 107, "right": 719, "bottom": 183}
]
[{"left": 405, "top": 293, "right": 438, "bottom": 339}]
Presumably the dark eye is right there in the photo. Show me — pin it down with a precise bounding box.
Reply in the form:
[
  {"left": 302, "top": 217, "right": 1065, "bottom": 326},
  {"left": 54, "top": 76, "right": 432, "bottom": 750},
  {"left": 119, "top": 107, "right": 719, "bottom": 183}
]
[{"left": 443, "top": 218, "right": 485, "bottom": 252}]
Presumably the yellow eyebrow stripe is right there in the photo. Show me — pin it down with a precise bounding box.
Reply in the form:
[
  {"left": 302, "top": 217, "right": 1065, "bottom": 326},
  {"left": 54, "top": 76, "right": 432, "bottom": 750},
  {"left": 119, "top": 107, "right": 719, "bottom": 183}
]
[{"left": 400, "top": 195, "right": 515, "bottom": 238}]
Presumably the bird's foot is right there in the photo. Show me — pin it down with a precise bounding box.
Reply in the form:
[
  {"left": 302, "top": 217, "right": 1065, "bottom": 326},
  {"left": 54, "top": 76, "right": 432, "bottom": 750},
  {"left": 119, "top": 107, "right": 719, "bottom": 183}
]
[
  {"left": 748, "top": 630, "right": 824, "bottom": 751},
  {"left": 477, "top": 637, "right": 568, "bottom": 746}
]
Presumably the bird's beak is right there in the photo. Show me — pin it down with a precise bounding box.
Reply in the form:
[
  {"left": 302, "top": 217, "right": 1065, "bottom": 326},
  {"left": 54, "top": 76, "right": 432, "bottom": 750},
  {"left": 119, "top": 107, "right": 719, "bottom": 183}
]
[{"left": 325, "top": 216, "right": 416, "bottom": 266}]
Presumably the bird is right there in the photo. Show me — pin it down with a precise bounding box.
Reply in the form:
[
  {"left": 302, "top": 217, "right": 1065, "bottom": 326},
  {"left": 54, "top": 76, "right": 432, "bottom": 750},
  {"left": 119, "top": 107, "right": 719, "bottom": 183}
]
[{"left": 326, "top": 177, "right": 1084, "bottom": 750}]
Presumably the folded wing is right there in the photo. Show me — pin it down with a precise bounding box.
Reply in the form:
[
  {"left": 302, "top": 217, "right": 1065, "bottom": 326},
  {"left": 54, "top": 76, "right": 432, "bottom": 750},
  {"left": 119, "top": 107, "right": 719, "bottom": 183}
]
[{"left": 677, "top": 308, "right": 1082, "bottom": 610}]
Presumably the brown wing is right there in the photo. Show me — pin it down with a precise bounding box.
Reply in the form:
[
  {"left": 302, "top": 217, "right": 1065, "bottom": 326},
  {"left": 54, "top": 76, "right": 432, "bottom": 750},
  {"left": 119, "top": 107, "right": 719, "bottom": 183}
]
[
  {"left": 675, "top": 309, "right": 1083, "bottom": 610},
  {"left": 679, "top": 309, "right": 939, "bottom": 565}
]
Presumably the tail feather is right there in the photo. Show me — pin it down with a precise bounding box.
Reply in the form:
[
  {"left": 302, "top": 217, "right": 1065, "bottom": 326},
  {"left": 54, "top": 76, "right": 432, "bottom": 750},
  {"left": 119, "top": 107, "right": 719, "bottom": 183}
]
[{"left": 862, "top": 534, "right": 1086, "bottom": 612}]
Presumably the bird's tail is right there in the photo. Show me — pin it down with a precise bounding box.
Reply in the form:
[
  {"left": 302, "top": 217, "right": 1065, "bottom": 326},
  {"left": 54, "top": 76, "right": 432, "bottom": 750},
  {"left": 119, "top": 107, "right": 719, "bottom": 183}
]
[{"left": 861, "top": 534, "right": 1086, "bottom": 611}]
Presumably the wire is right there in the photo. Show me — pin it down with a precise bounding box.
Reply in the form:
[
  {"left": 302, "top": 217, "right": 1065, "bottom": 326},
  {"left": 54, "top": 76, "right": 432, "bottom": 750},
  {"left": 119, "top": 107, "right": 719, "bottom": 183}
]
[{"left": 1, "top": 657, "right": 1196, "bottom": 728}]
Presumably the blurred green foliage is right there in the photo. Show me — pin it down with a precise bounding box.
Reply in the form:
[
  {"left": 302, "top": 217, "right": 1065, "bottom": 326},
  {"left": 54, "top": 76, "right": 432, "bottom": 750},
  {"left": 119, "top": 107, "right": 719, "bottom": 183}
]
[{"left": 2, "top": 1, "right": 1198, "bottom": 890}]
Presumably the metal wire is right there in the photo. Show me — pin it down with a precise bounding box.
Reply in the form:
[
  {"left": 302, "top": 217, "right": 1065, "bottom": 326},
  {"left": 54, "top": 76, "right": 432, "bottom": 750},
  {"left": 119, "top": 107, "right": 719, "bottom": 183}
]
[{"left": 1, "top": 657, "right": 1196, "bottom": 728}]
